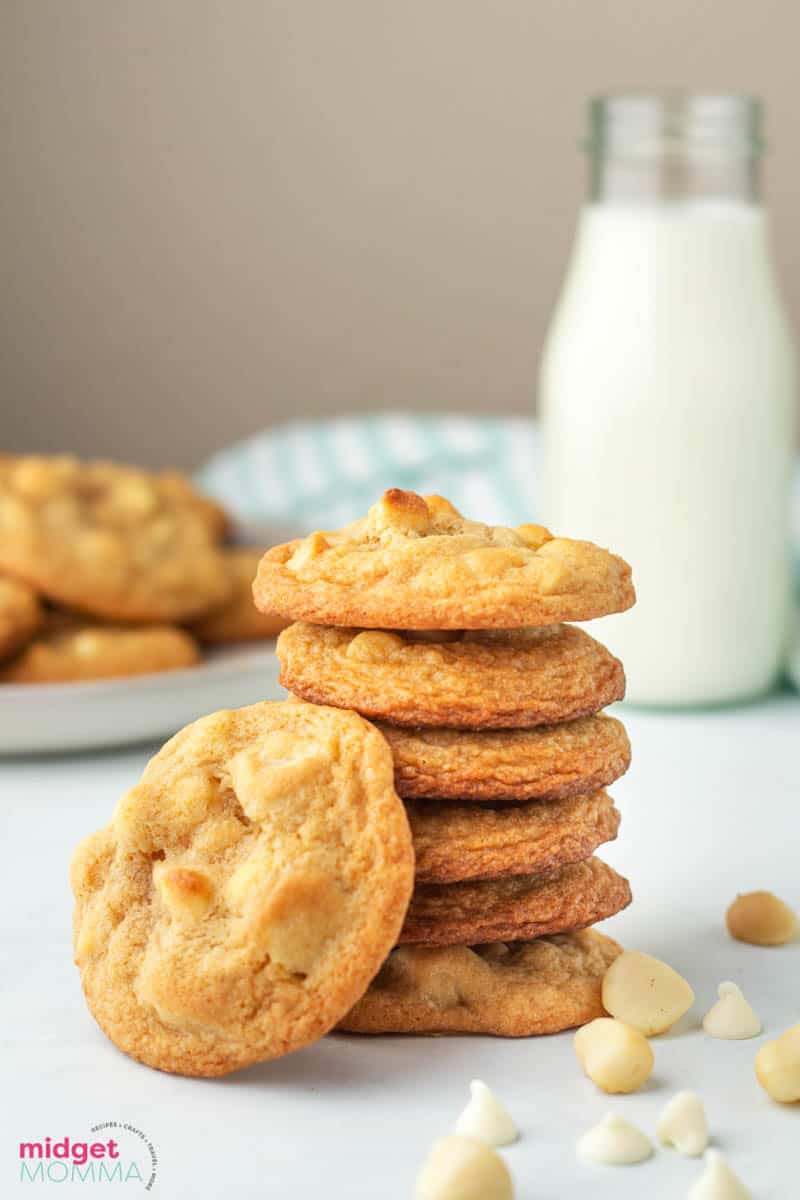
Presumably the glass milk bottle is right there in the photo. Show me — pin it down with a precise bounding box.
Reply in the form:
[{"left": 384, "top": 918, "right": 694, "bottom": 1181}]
[{"left": 539, "top": 92, "right": 797, "bottom": 706}]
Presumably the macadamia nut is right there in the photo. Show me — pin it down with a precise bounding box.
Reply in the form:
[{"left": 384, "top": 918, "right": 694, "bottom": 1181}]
[
  {"left": 574, "top": 1017, "right": 654, "bottom": 1094},
  {"left": 755, "top": 1023, "right": 800, "bottom": 1103},
  {"left": 726, "top": 891, "right": 797, "bottom": 946},
  {"left": 601, "top": 950, "right": 694, "bottom": 1036},
  {"left": 415, "top": 1136, "right": 513, "bottom": 1200}
]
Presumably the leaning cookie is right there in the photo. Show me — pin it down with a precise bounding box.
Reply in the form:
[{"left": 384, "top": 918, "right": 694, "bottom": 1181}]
[
  {"left": 190, "top": 549, "right": 289, "bottom": 645},
  {"left": 407, "top": 790, "right": 620, "bottom": 884},
  {"left": 339, "top": 929, "right": 622, "bottom": 1036},
  {"left": 0, "top": 455, "right": 232, "bottom": 622},
  {"left": 70, "top": 701, "right": 414, "bottom": 1076},
  {"left": 379, "top": 714, "right": 631, "bottom": 802},
  {"left": 0, "top": 575, "right": 42, "bottom": 661},
  {"left": 277, "top": 623, "right": 625, "bottom": 728},
  {"left": 254, "top": 489, "right": 635, "bottom": 629},
  {"left": 399, "top": 857, "right": 631, "bottom": 945},
  {"left": 0, "top": 618, "right": 200, "bottom": 684}
]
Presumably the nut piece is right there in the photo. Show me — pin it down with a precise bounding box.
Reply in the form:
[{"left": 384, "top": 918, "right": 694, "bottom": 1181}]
[
  {"left": 601, "top": 950, "right": 694, "bottom": 1036},
  {"left": 726, "top": 890, "right": 797, "bottom": 946},
  {"left": 454, "top": 1080, "right": 518, "bottom": 1148},
  {"left": 415, "top": 1136, "right": 513, "bottom": 1200},
  {"left": 573, "top": 1017, "right": 654, "bottom": 1094},
  {"left": 288, "top": 531, "right": 331, "bottom": 571},
  {"left": 688, "top": 1150, "right": 752, "bottom": 1200},
  {"left": 369, "top": 488, "right": 432, "bottom": 537},
  {"left": 656, "top": 1090, "right": 709, "bottom": 1157},
  {"left": 755, "top": 1023, "right": 800, "bottom": 1103},
  {"left": 577, "top": 1113, "right": 653, "bottom": 1166},
  {"left": 259, "top": 870, "right": 346, "bottom": 976},
  {"left": 702, "top": 982, "right": 761, "bottom": 1040},
  {"left": 346, "top": 631, "right": 404, "bottom": 663},
  {"left": 155, "top": 866, "right": 214, "bottom": 921}
]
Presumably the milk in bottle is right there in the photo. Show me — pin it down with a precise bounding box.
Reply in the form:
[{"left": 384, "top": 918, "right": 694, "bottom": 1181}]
[{"left": 539, "top": 93, "right": 796, "bottom": 705}]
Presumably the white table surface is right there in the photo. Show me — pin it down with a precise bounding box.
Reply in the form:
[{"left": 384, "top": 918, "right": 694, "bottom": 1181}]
[{"left": 2, "top": 691, "right": 799, "bottom": 1198}]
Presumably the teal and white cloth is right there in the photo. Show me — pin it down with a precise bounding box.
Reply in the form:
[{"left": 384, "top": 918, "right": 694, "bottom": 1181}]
[
  {"left": 198, "top": 413, "right": 540, "bottom": 531},
  {"left": 198, "top": 411, "right": 800, "bottom": 689}
]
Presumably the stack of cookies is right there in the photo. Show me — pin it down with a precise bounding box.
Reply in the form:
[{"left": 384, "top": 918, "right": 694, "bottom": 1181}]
[
  {"left": 0, "top": 454, "right": 285, "bottom": 684},
  {"left": 258, "top": 488, "right": 636, "bottom": 1038}
]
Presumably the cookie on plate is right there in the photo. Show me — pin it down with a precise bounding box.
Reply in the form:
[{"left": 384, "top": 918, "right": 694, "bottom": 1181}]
[
  {"left": 379, "top": 713, "right": 631, "bottom": 802},
  {"left": 399, "top": 857, "right": 631, "bottom": 945},
  {"left": 0, "top": 617, "right": 199, "bottom": 684},
  {"left": 157, "top": 470, "right": 232, "bottom": 541},
  {"left": 70, "top": 701, "right": 414, "bottom": 1076},
  {"left": 0, "top": 575, "right": 42, "bottom": 661},
  {"left": 254, "top": 489, "right": 635, "bottom": 629},
  {"left": 339, "top": 929, "right": 622, "bottom": 1036},
  {"left": 190, "top": 549, "right": 289, "bottom": 645},
  {"left": 407, "top": 790, "right": 620, "bottom": 884},
  {"left": 0, "top": 456, "right": 232, "bottom": 622},
  {"left": 277, "top": 623, "right": 625, "bottom": 728}
]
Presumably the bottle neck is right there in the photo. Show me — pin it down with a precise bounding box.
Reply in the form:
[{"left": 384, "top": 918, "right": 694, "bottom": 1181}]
[
  {"left": 590, "top": 152, "right": 760, "bottom": 205},
  {"left": 587, "top": 92, "right": 763, "bottom": 206}
]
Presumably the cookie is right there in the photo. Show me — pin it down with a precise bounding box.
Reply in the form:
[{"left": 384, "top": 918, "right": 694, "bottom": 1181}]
[
  {"left": 0, "top": 456, "right": 232, "bottom": 622},
  {"left": 0, "top": 617, "right": 200, "bottom": 684},
  {"left": 338, "top": 929, "right": 622, "bottom": 1036},
  {"left": 277, "top": 622, "right": 624, "bottom": 728},
  {"left": 254, "top": 489, "right": 635, "bottom": 629},
  {"left": 190, "top": 549, "right": 289, "bottom": 645},
  {"left": 157, "top": 471, "right": 231, "bottom": 541},
  {"left": 379, "top": 714, "right": 631, "bottom": 802},
  {"left": 70, "top": 701, "right": 414, "bottom": 1076},
  {"left": 0, "top": 575, "right": 42, "bottom": 661},
  {"left": 399, "top": 857, "right": 631, "bottom": 945},
  {"left": 407, "top": 790, "right": 619, "bottom": 884}
]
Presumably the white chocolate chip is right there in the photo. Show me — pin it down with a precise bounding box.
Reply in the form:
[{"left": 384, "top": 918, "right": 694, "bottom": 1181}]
[
  {"left": 688, "top": 1150, "right": 752, "bottom": 1200},
  {"left": 415, "top": 1136, "right": 513, "bottom": 1200},
  {"left": 702, "top": 982, "right": 761, "bottom": 1040},
  {"left": 602, "top": 950, "right": 695, "bottom": 1036},
  {"left": 454, "top": 1080, "right": 518, "bottom": 1148},
  {"left": 656, "top": 1090, "right": 709, "bottom": 1157},
  {"left": 577, "top": 1113, "right": 653, "bottom": 1166}
]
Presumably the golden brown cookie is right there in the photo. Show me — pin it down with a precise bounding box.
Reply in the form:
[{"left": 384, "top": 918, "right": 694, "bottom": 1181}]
[
  {"left": 407, "top": 790, "right": 619, "bottom": 884},
  {"left": 254, "top": 489, "right": 635, "bottom": 629},
  {"left": 70, "top": 701, "right": 414, "bottom": 1076},
  {"left": 190, "top": 549, "right": 289, "bottom": 645},
  {"left": 400, "top": 857, "right": 631, "bottom": 945},
  {"left": 0, "top": 617, "right": 200, "bottom": 684},
  {"left": 158, "top": 471, "right": 232, "bottom": 541},
  {"left": 379, "top": 714, "right": 630, "bottom": 802},
  {"left": 0, "top": 575, "right": 42, "bottom": 660},
  {"left": 339, "top": 929, "right": 622, "bottom": 1036},
  {"left": 0, "top": 456, "right": 232, "bottom": 622},
  {"left": 277, "top": 622, "right": 625, "bottom": 727}
]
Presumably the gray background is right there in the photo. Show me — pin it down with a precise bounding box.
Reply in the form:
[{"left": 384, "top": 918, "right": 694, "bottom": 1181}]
[{"left": 3, "top": 0, "right": 799, "bottom": 468}]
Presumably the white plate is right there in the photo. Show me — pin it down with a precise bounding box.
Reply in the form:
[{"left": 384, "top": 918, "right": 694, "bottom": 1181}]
[{"left": 0, "top": 642, "right": 284, "bottom": 755}]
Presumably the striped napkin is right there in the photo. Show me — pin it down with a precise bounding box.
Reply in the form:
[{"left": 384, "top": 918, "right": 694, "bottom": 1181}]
[
  {"left": 197, "top": 411, "right": 800, "bottom": 690},
  {"left": 197, "top": 413, "right": 540, "bottom": 531}
]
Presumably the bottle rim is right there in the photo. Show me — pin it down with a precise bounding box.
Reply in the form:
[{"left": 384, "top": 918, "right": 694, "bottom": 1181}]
[{"left": 586, "top": 90, "right": 764, "bottom": 158}]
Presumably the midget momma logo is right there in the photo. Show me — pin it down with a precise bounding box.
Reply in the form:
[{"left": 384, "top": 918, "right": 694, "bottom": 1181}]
[{"left": 18, "top": 1123, "right": 157, "bottom": 1188}]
